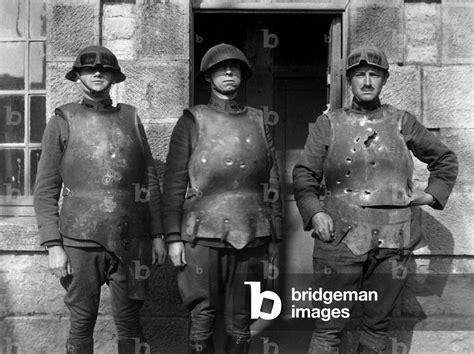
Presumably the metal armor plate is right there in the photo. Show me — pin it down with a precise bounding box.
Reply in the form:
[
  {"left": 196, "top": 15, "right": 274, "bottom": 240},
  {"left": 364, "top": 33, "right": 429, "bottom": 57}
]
[
  {"left": 57, "top": 103, "right": 150, "bottom": 254},
  {"left": 183, "top": 105, "right": 272, "bottom": 248},
  {"left": 324, "top": 105, "right": 414, "bottom": 206}
]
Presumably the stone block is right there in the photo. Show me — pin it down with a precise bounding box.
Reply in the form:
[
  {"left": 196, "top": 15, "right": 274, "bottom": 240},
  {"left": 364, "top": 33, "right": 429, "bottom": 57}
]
[
  {"left": 103, "top": 1, "right": 190, "bottom": 61},
  {"left": 0, "top": 255, "right": 68, "bottom": 316},
  {"left": 143, "top": 123, "right": 176, "bottom": 177},
  {"left": 46, "top": 62, "right": 83, "bottom": 118},
  {"left": 405, "top": 2, "right": 440, "bottom": 64},
  {"left": 103, "top": 17, "right": 137, "bottom": 41},
  {"left": 349, "top": 0, "right": 404, "bottom": 63},
  {"left": 437, "top": 128, "right": 474, "bottom": 193},
  {"left": 104, "top": 39, "right": 137, "bottom": 61},
  {"left": 103, "top": 3, "right": 136, "bottom": 18},
  {"left": 380, "top": 65, "right": 421, "bottom": 118},
  {"left": 442, "top": 0, "right": 474, "bottom": 64},
  {"left": 118, "top": 61, "right": 190, "bottom": 120},
  {"left": 423, "top": 66, "right": 474, "bottom": 128},
  {"left": 402, "top": 256, "right": 474, "bottom": 317},
  {"left": 420, "top": 192, "right": 474, "bottom": 256},
  {"left": 47, "top": 0, "right": 100, "bottom": 61},
  {"left": 0, "top": 217, "right": 41, "bottom": 251}
]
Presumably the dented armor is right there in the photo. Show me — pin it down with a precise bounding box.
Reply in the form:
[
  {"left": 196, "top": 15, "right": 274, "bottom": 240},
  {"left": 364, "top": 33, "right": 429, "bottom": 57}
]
[
  {"left": 323, "top": 105, "right": 414, "bottom": 254},
  {"left": 183, "top": 105, "right": 272, "bottom": 249},
  {"left": 57, "top": 103, "right": 150, "bottom": 256}
]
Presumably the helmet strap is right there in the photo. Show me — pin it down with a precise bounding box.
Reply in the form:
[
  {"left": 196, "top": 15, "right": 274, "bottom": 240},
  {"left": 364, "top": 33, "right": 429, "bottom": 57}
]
[
  {"left": 76, "top": 74, "right": 113, "bottom": 100},
  {"left": 209, "top": 77, "right": 239, "bottom": 100}
]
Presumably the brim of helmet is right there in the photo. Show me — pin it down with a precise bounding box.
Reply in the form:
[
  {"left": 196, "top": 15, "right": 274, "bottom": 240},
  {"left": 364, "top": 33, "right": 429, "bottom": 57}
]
[
  {"left": 196, "top": 65, "right": 253, "bottom": 82},
  {"left": 65, "top": 68, "right": 126, "bottom": 83},
  {"left": 345, "top": 61, "right": 389, "bottom": 76}
]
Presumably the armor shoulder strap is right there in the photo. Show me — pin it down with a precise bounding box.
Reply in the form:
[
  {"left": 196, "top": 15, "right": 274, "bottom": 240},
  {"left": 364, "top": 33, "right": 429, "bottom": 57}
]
[
  {"left": 325, "top": 108, "right": 346, "bottom": 124},
  {"left": 118, "top": 103, "right": 137, "bottom": 116},
  {"left": 54, "top": 102, "right": 82, "bottom": 121}
]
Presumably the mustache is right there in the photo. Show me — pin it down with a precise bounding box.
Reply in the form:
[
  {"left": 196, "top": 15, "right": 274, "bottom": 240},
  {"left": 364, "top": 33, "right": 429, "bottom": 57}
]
[{"left": 361, "top": 85, "right": 374, "bottom": 90}]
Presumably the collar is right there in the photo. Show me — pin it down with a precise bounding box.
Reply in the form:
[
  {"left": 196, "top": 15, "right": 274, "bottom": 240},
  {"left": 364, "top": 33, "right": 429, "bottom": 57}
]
[
  {"left": 81, "top": 97, "right": 114, "bottom": 111},
  {"left": 351, "top": 97, "right": 382, "bottom": 113},
  {"left": 208, "top": 93, "right": 245, "bottom": 114}
]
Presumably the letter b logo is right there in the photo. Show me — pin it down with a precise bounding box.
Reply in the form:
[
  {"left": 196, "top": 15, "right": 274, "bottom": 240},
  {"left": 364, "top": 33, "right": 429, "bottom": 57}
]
[{"left": 245, "top": 281, "right": 282, "bottom": 320}]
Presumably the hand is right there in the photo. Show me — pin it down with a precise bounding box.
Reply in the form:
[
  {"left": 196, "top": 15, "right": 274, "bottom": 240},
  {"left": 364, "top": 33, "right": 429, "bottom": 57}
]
[
  {"left": 168, "top": 242, "right": 186, "bottom": 267},
  {"left": 152, "top": 238, "right": 167, "bottom": 266},
  {"left": 311, "top": 212, "right": 334, "bottom": 242},
  {"left": 409, "top": 189, "right": 434, "bottom": 206},
  {"left": 268, "top": 240, "right": 279, "bottom": 263},
  {"left": 48, "top": 246, "right": 72, "bottom": 278}
]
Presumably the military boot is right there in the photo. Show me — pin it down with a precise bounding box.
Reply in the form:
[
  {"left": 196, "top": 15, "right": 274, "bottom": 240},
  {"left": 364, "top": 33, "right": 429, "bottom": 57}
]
[{"left": 66, "top": 341, "right": 93, "bottom": 354}]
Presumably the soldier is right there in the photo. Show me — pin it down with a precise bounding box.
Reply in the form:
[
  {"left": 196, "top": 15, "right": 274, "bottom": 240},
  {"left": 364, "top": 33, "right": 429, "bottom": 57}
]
[
  {"left": 34, "top": 46, "right": 166, "bottom": 354},
  {"left": 163, "top": 43, "right": 282, "bottom": 354},
  {"left": 293, "top": 47, "right": 458, "bottom": 353}
]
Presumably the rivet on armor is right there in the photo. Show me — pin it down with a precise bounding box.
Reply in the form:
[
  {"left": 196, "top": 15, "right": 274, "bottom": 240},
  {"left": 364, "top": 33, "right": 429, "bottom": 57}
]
[
  {"left": 196, "top": 217, "right": 200, "bottom": 222},
  {"left": 224, "top": 218, "right": 230, "bottom": 223},
  {"left": 246, "top": 137, "right": 252, "bottom": 144},
  {"left": 201, "top": 157, "right": 207, "bottom": 163},
  {"left": 346, "top": 157, "right": 352, "bottom": 164},
  {"left": 240, "top": 162, "right": 246, "bottom": 168},
  {"left": 351, "top": 148, "right": 357, "bottom": 153},
  {"left": 225, "top": 159, "right": 233, "bottom": 166},
  {"left": 372, "top": 229, "right": 379, "bottom": 235},
  {"left": 364, "top": 190, "right": 371, "bottom": 194},
  {"left": 344, "top": 188, "right": 353, "bottom": 193},
  {"left": 346, "top": 171, "right": 351, "bottom": 177},
  {"left": 378, "top": 239, "right": 384, "bottom": 247},
  {"left": 347, "top": 225, "right": 352, "bottom": 230},
  {"left": 336, "top": 180, "right": 341, "bottom": 185},
  {"left": 355, "top": 137, "right": 360, "bottom": 143},
  {"left": 111, "top": 153, "right": 116, "bottom": 158},
  {"left": 370, "top": 161, "right": 376, "bottom": 166}
]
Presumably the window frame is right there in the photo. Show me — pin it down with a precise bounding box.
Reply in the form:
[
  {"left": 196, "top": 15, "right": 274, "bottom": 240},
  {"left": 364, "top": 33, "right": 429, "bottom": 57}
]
[{"left": 0, "top": 0, "right": 46, "bottom": 213}]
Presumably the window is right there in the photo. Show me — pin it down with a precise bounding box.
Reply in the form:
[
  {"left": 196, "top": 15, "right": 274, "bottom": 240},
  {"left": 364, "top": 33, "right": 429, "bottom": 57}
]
[{"left": 0, "top": 0, "right": 46, "bottom": 212}]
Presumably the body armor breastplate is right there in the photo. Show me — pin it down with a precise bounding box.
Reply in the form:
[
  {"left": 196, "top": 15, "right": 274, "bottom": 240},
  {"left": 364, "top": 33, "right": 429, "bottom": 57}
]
[
  {"left": 324, "top": 105, "right": 413, "bottom": 206},
  {"left": 183, "top": 105, "right": 272, "bottom": 249},
  {"left": 57, "top": 103, "right": 149, "bottom": 253}
]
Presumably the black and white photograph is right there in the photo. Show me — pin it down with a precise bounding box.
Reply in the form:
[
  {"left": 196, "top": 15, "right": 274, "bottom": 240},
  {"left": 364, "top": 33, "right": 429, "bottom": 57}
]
[{"left": 0, "top": 0, "right": 472, "bottom": 353}]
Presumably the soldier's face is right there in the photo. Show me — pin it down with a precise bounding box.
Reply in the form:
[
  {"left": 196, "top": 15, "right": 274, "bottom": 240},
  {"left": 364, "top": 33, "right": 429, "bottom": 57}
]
[
  {"left": 206, "top": 60, "right": 242, "bottom": 95},
  {"left": 348, "top": 64, "right": 387, "bottom": 103},
  {"left": 77, "top": 67, "right": 115, "bottom": 93}
]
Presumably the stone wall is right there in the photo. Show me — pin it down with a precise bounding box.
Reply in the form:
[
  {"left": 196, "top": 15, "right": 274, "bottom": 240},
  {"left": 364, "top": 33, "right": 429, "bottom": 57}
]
[{"left": 0, "top": 0, "right": 473, "bottom": 352}]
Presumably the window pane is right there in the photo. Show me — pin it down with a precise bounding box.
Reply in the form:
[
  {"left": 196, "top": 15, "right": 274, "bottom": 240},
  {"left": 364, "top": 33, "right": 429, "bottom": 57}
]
[
  {"left": 0, "top": 149, "right": 25, "bottom": 197},
  {"left": 0, "top": 0, "right": 26, "bottom": 38},
  {"left": 30, "top": 95, "right": 45, "bottom": 143},
  {"left": 29, "top": 0, "right": 47, "bottom": 37},
  {"left": 0, "top": 95, "right": 25, "bottom": 143},
  {"left": 0, "top": 43, "right": 25, "bottom": 90},
  {"left": 30, "top": 149, "right": 41, "bottom": 192},
  {"left": 29, "top": 42, "right": 45, "bottom": 89}
]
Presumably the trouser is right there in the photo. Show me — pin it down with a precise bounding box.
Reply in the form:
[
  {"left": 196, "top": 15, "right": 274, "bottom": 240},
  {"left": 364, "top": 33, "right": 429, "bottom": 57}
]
[
  {"left": 309, "top": 245, "right": 410, "bottom": 354},
  {"left": 60, "top": 246, "right": 145, "bottom": 352},
  {"left": 178, "top": 242, "right": 269, "bottom": 345}
]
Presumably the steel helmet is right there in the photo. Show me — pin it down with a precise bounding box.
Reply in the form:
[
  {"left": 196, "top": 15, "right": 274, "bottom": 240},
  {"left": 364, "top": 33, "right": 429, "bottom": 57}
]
[
  {"left": 200, "top": 43, "right": 253, "bottom": 80},
  {"left": 65, "top": 45, "right": 126, "bottom": 83},
  {"left": 346, "top": 47, "right": 389, "bottom": 75}
]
